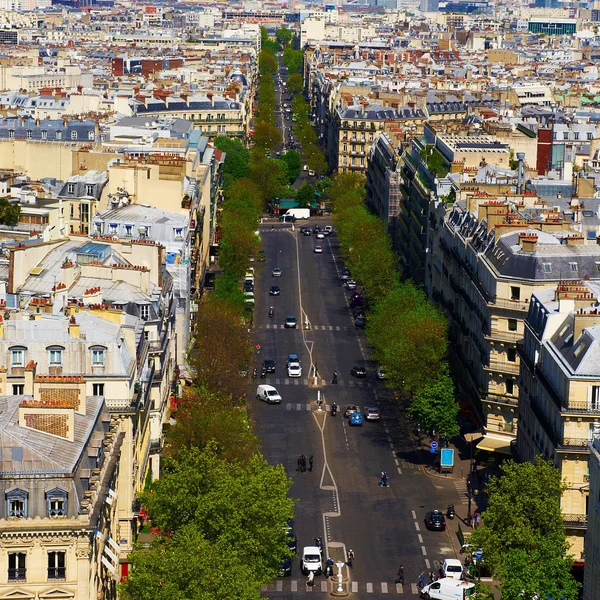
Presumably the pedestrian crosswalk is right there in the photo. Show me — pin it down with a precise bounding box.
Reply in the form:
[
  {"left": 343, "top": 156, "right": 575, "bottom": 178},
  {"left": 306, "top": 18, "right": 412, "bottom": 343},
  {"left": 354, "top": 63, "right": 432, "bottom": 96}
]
[
  {"left": 261, "top": 580, "right": 419, "bottom": 594},
  {"left": 262, "top": 378, "right": 375, "bottom": 389},
  {"left": 285, "top": 403, "right": 324, "bottom": 411},
  {"left": 454, "top": 479, "right": 469, "bottom": 501},
  {"left": 260, "top": 324, "right": 355, "bottom": 332}
]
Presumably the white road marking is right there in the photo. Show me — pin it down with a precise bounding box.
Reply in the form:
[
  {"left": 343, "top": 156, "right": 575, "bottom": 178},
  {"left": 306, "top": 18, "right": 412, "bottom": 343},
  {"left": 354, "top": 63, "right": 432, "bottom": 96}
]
[
  {"left": 394, "top": 458, "right": 399, "bottom": 466},
  {"left": 397, "top": 467, "right": 403, "bottom": 475},
  {"left": 321, "top": 581, "right": 327, "bottom": 592},
  {"left": 295, "top": 379, "right": 299, "bottom": 385},
  {"left": 291, "top": 581, "right": 297, "bottom": 592},
  {"left": 351, "top": 581, "right": 358, "bottom": 592},
  {"left": 418, "top": 534, "right": 423, "bottom": 543},
  {"left": 415, "top": 522, "right": 420, "bottom": 531},
  {"left": 275, "top": 379, "right": 281, "bottom": 385},
  {"left": 381, "top": 582, "right": 388, "bottom": 593},
  {"left": 366, "top": 582, "right": 373, "bottom": 593},
  {"left": 411, "top": 511, "right": 417, "bottom": 520},
  {"left": 412, "top": 584, "right": 419, "bottom": 594},
  {"left": 276, "top": 580, "right": 283, "bottom": 591},
  {"left": 285, "top": 378, "right": 290, "bottom": 385},
  {"left": 421, "top": 546, "right": 427, "bottom": 555},
  {"left": 395, "top": 584, "right": 403, "bottom": 594},
  {"left": 329, "top": 325, "right": 333, "bottom": 330},
  {"left": 425, "top": 559, "right": 431, "bottom": 569},
  {"left": 336, "top": 325, "right": 340, "bottom": 330},
  {"left": 296, "top": 404, "right": 302, "bottom": 411}
]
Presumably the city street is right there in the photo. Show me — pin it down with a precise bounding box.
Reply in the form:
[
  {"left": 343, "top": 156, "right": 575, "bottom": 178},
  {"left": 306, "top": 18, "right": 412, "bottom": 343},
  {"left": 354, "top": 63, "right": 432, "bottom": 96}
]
[{"left": 249, "top": 221, "right": 468, "bottom": 597}]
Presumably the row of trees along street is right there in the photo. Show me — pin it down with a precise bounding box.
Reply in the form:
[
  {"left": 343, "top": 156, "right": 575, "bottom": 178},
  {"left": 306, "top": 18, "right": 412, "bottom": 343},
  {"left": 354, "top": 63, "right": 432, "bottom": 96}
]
[
  {"left": 329, "top": 172, "right": 460, "bottom": 441},
  {"left": 119, "top": 29, "right": 297, "bottom": 600}
]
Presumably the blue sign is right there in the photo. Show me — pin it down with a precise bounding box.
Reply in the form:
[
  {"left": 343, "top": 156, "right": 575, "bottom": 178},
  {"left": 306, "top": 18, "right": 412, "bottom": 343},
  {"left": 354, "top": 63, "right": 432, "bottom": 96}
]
[
  {"left": 475, "top": 549, "right": 483, "bottom": 561},
  {"left": 429, "top": 441, "right": 438, "bottom": 454},
  {"left": 440, "top": 448, "right": 455, "bottom": 468}
]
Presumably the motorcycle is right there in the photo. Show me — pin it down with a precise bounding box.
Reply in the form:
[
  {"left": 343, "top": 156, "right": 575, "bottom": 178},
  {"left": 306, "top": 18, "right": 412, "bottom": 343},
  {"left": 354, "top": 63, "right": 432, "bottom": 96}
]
[
  {"left": 314, "top": 537, "right": 323, "bottom": 556},
  {"left": 324, "top": 558, "right": 334, "bottom": 577},
  {"left": 268, "top": 308, "right": 274, "bottom": 318},
  {"left": 331, "top": 404, "right": 337, "bottom": 416},
  {"left": 252, "top": 368, "right": 257, "bottom": 379},
  {"left": 332, "top": 371, "right": 338, "bottom": 385},
  {"left": 447, "top": 504, "right": 455, "bottom": 520},
  {"left": 260, "top": 367, "right": 267, "bottom": 379}
]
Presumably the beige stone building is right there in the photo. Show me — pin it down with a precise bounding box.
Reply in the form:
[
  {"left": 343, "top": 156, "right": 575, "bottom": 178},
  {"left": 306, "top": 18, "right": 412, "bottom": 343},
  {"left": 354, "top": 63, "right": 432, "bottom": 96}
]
[
  {"left": 585, "top": 436, "right": 600, "bottom": 599},
  {"left": 517, "top": 281, "right": 600, "bottom": 563}
]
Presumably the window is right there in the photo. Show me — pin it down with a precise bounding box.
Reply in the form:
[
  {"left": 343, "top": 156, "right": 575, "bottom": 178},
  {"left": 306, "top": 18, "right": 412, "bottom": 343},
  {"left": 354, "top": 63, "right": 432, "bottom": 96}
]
[
  {"left": 56, "top": 131, "right": 61, "bottom": 140},
  {"left": 588, "top": 132, "right": 594, "bottom": 141},
  {"left": 8, "top": 552, "right": 26, "bottom": 581},
  {"left": 41, "top": 130, "right": 47, "bottom": 140},
  {"left": 85, "top": 184, "right": 94, "bottom": 196},
  {"left": 570, "top": 262, "right": 578, "bottom": 272},
  {"left": 505, "top": 379, "right": 514, "bottom": 395},
  {"left": 109, "top": 224, "right": 118, "bottom": 235},
  {"left": 26, "top": 130, "right": 32, "bottom": 139},
  {"left": 574, "top": 132, "right": 579, "bottom": 141},
  {"left": 48, "top": 348, "right": 63, "bottom": 365},
  {"left": 92, "top": 349, "right": 105, "bottom": 366},
  {"left": 174, "top": 227, "right": 183, "bottom": 240},
  {"left": 542, "top": 263, "right": 552, "bottom": 273},
  {"left": 590, "top": 386, "right": 600, "bottom": 410},
  {"left": 45, "top": 488, "right": 67, "bottom": 517},
  {"left": 70, "top": 204, "right": 74, "bottom": 218},
  {"left": 70, "top": 130, "right": 77, "bottom": 140},
  {"left": 12, "top": 384, "right": 23, "bottom": 394},
  {"left": 144, "top": 330, "right": 149, "bottom": 341},
  {"left": 8, "top": 129, "right": 14, "bottom": 138},
  {"left": 47, "top": 551, "right": 65, "bottom": 579},
  {"left": 510, "top": 286, "right": 521, "bottom": 301},
  {"left": 6, "top": 489, "right": 28, "bottom": 518},
  {"left": 507, "top": 348, "right": 517, "bottom": 362},
  {"left": 87, "top": 131, "right": 94, "bottom": 141},
  {"left": 67, "top": 183, "right": 75, "bottom": 195},
  {"left": 140, "top": 305, "right": 150, "bottom": 321},
  {"left": 508, "top": 319, "right": 517, "bottom": 332},
  {"left": 124, "top": 224, "right": 133, "bottom": 237},
  {"left": 10, "top": 348, "right": 24, "bottom": 367},
  {"left": 92, "top": 383, "right": 104, "bottom": 396}
]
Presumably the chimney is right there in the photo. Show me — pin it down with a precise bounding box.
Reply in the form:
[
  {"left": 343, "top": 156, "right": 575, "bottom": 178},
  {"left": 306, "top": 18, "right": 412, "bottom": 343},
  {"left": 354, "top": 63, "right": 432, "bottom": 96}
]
[
  {"left": 24, "top": 360, "right": 36, "bottom": 395},
  {"left": 68, "top": 315, "right": 80, "bottom": 339},
  {"left": 61, "top": 259, "right": 77, "bottom": 287},
  {"left": 516, "top": 152, "right": 525, "bottom": 194},
  {"left": 519, "top": 232, "right": 538, "bottom": 252},
  {"left": 0, "top": 366, "right": 6, "bottom": 395},
  {"left": 566, "top": 234, "right": 584, "bottom": 246}
]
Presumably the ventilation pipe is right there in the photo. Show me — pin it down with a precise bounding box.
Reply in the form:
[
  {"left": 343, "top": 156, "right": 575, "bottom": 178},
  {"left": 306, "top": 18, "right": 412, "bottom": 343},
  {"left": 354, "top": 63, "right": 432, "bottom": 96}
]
[{"left": 516, "top": 152, "right": 525, "bottom": 194}]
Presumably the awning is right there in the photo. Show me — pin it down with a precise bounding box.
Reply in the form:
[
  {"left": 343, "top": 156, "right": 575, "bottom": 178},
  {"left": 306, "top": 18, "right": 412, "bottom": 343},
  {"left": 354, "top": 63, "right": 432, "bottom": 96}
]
[
  {"left": 464, "top": 430, "right": 485, "bottom": 444},
  {"left": 476, "top": 433, "right": 512, "bottom": 455}
]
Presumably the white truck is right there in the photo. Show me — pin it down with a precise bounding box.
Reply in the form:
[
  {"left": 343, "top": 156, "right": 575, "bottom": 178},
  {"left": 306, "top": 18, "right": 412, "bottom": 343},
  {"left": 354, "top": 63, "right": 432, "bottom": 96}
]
[
  {"left": 420, "top": 579, "right": 475, "bottom": 600},
  {"left": 282, "top": 208, "right": 310, "bottom": 220}
]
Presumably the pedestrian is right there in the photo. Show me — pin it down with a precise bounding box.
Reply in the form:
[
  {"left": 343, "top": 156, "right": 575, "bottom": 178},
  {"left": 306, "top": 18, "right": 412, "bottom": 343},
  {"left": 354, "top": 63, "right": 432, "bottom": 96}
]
[
  {"left": 309, "top": 455, "right": 314, "bottom": 472},
  {"left": 347, "top": 549, "right": 355, "bottom": 568},
  {"left": 379, "top": 471, "right": 388, "bottom": 487},
  {"left": 470, "top": 513, "right": 476, "bottom": 528},
  {"left": 395, "top": 564, "right": 404, "bottom": 584},
  {"left": 475, "top": 514, "right": 481, "bottom": 528},
  {"left": 301, "top": 455, "right": 307, "bottom": 473},
  {"left": 297, "top": 455, "right": 303, "bottom": 472},
  {"left": 307, "top": 571, "right": 315, "bottom": 586},
  {"left": 418, "top": 572, "right": 425, "bottom": 589},
  {"left": 429, "top": 571, "right": 435, "bottom": 583}
]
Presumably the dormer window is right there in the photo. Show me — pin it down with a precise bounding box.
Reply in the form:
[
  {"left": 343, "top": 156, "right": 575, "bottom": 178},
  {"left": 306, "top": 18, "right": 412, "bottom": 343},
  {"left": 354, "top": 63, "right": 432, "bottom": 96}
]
[
  {"left": 6, "top": 489, "right": 28, "bottom": 518},
  {"left": 67, "top": 183, "right": 75, "bottom": 195},
  {"left": 45, "top": 488, "right": 67, "bottom": 517},
  {"left": 109, "top": 223, "right": 118, "bottom": 235},
  {"left": 174, "top": 227, "right": 183, "bottom": 240},
  {"left": 26, "top": 130, "right": 32, "bottom": 139},
  {"left": 140, "top": 304, "right": 150, "bottom": 321},
  {"left": 91, "top": 347, "right": 106, "bottom": 367},
  {"left": 10, "top": 347, "right": 25, "bottom": 367},
  {"left": 87, "top": 131, "right": 94, "bottom": 141},
  {"left": 85, "top": 184, "right": 94, "bottom": 196},
  {"left": 70, "top": 130, "right": 77, "bottom": 140},
  {"left": 124, "top": 224, "right": 133, "bottom": 237}
]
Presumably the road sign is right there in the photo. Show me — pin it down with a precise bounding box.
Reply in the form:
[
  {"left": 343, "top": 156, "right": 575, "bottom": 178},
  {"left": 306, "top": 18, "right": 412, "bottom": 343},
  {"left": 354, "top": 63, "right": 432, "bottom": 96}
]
[
  {"left": 475, "top": 549, "right": 483, "bottom": 561},
  {"left": 430, "top": 441, "right": 438, "bottom": 450}
]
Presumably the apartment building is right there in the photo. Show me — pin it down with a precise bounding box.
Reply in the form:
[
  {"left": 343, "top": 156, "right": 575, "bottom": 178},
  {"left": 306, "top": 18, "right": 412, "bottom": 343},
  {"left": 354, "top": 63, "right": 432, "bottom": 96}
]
[
  {"left": 517, "top": 281, "right": 600, "bottom": 564},
  {"left": 586, "top": 436, "right": 600, "bottom": 599}
]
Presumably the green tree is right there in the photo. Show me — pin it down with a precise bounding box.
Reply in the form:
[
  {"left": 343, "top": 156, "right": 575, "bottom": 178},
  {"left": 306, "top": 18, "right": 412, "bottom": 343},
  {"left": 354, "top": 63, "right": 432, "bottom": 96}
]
[
  {"left": 276, "top": 27, "right": 293, "bottom": 47},
  {"left": 214, "top": 136, "right": 250, "bottom": 189},
  {"left": 295, "top": 182, "right": 315, "bottom": 206},
  {"left": 469, "top": 459, "right": 579, "bottom": 600},
  {"left": 121, "top": 445, "right": 295, "bottom": 600},
  {"left": 0, "top": 198, "right": 20, "bottom": 226},
  {"left": 282, "top": 47, "right": 303, "bottom": 74},
  {"left": 249, "top": 154, "right": 289, "bottom": 203},
  {"left": 280, "top": 149, "right": 302, "bottom": 184},
  {"left": 407, "top": 364, "right": 459, "bottom": 438},
  {"left": 286, "top": 72, "right": 303, "bottom": 94},
  {"left": 253, "top": 121, "right": 282, "bottom": 151}
]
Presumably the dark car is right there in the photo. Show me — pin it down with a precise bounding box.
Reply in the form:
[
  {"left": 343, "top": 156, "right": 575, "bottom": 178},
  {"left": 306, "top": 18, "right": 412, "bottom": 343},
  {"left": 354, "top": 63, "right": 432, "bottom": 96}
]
[
  {"left": 340, "top": 268, "right": 351, "bottom": 281},
  {"left": 424, "top": 510, "right": 446, "bottom": 531},
  {"left": 285, "top": 315, "right": 297, "bottom": 328},
  {"left": 270, "top": 285, "right": 281, "bottom": 296},
  {"left": 353, "top": 308, "right": 365, "bottom": 319},
  {"left": 355, "top": 315, "right": 366, "bottom": 328},
  {"left": 351, "top": 365, "right": 367, "bottom": 378},
  {"left": 350, "top": 295, "right": 364, "bottom": 308},
  {"left": 263, "top": 359, "right": 276, "bottom": 373},
  {"left": 285, "top": 524, "right": 297, "bottom": 554},
  {"left": 244, "top": 283, "right": 254, "bottom": 293},
  {"left": 313, "top": 225, "right": 321, "bottom": 233},
  {"left": 303, "top": 228, "right": 311, "bottom": 236},
  {"left": 279, "top": 557, "right": 292, "bottom": 577}
]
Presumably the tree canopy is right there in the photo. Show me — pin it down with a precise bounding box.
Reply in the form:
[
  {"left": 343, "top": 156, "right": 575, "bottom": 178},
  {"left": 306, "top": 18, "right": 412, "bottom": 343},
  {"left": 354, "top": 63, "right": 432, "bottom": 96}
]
[
  {"left": 295, "top": 182, "right": 315, "bottom": 206},
  {"left": 213, "top": 137, "right": 249, "bottom": 189},
  {"left": 280, "top": 149, "right": 302, "bottom": 184},
  {"left": 286, "top": 72, "right": 303, "bottom": 94},
  {"left": 469, "top": 459, "right": 579, "bottom": 600}
]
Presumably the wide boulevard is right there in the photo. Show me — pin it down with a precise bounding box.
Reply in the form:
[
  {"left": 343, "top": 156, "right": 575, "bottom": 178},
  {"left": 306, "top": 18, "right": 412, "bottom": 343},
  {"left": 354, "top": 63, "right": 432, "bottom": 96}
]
[{"left": 248, "top": 221, "right": 466, "bottom": 598}]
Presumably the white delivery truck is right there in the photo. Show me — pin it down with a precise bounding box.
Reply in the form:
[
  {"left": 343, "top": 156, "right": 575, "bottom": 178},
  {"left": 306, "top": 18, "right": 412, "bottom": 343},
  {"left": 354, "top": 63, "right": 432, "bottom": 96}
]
[
  {"left": 256, "top": 384, "right": 282, "bottom": 404},
  {"left": 282, "top": 208, "right": 310, "bottom": 220},
  {"left": 420, "top": 579, "right": 475, "bottom": 600}
]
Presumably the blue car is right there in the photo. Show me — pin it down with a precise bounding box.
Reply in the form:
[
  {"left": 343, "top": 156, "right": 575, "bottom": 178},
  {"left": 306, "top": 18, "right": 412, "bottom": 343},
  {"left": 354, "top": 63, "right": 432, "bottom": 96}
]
[{"left": 349, "top": 413, "right": 363, "bottom": 426}]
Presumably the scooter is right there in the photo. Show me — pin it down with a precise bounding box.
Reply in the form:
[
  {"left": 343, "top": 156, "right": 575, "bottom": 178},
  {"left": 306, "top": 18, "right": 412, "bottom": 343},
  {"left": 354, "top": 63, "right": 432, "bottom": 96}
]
[
  {"left": 332, "top": 371, "right": 338, "bottom": 385},
  {"left": 331, "top": 404, "right": 337, "bottom": 416},
  {"left": 252, "top": 368, "right": 257, "bottom": 379},
  {"left": 268, "top": 308, "right": 274, "bottom": 318},
  {"left": 260, "top": 368, "right": 267, "bottom": 379},
  {"left": 447, "top": 504, "right": 455, "bottom": 520}
]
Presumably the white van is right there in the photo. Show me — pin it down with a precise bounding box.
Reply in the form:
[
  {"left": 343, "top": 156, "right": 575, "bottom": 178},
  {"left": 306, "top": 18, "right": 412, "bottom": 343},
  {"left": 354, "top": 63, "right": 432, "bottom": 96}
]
[
  {"left": 300, "top": 546, "right": 322, "bottom": 575},
  {"left": 256, "top": 384, "right": 282, "bottom": 404},
  {"left": 420, "top": 579, "right": 474, "bottom": 600},
  {"left": 440, "top": 558, "right": 463, "bottom": 580}
]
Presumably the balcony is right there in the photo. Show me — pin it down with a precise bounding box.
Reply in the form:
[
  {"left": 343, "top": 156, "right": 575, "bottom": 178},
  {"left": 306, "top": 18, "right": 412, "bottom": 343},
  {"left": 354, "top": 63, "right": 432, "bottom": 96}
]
[
  {"left": 485, "top": 330, "right": 523, "bottom": 344},
  {"left": 562, "top": 514, "right": 588, "bottom": 529},
  {"left": 561, "top": 400, "right": 600, "bottom": 415},
  {"left": 490, "top": 297, "right": 530, "bottom": 313},
  {"left": 558, "top": 438, "right": 591, "bottom": 452},
  {"left": 484, "top": 359, "right": 520, "bottom": 376},
  {"left": 8, "top": 568, "right": 26, "bottom": 581},
  {"left": 482, "top": 392, "right": 519, "bottom": 407}
]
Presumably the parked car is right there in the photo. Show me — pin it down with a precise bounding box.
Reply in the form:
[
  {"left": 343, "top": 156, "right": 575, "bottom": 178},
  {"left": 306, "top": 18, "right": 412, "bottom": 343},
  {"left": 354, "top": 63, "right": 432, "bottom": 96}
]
[
  {"left": 314, "top": 246, "right": 323, "bottom": 254},
  {"left": 285, "top": 314, "right": 297, "bottom": 328},
  {"left": 349, "top": 412, "right": 364, "bottom": 426},
  {"left": 420, "top": 579, "right": 474, "bottom": 600},
  {"left": 270, "top": 285, "right": 281, "bottom": 296},
  {"left": 355, "top": 315, "right": 366, "bottom": 328},
  {"left": 376, "top": 368, "right": 387, "bottom": 380},
  {"left": 439, "top": 558, "right": 463, "bottom": 580},
  {"left": 424, "top": 510, "right": 446, "bottom": 531},
  {"left": 364, "top": 407, "right": 380, "bottom": 421},
  {"left": 340, "top": 268, "right": 351, "bottom": 281},
  {"left": 272, "top": 268, "right": 282, "bottom": 277},
  {"left": 279, "top": 557, "right": 292, "bottom": 577},
  {"left": 345, "top": 280, "right": 358, "bottom": 291},
  {"left": 308, "top": 170, "right": 315, "bottom": 177},
  {"left": 351, "top": 365, "right": 367, "bottom": 378},
  {"left": 285, "top": 523, "right": 297, "bottom": 553}
]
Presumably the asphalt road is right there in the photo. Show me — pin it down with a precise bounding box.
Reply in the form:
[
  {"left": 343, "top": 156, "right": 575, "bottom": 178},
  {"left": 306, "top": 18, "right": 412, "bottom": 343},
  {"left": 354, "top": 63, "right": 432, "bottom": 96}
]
[{"left": 249, "top": 222, "right": 466, "bottom": 598}]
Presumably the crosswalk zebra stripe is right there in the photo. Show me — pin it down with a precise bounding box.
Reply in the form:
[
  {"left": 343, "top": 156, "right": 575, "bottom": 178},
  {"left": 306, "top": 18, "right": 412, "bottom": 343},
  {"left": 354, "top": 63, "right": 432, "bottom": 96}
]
[
  {"left": 381, "top": 582, "right": 388, "bottom": 593},
  {"left": 366, "top": 582, "right": 373, "bottom": 593},
  {"left": 351, "top": 581, "right": 358, "bottom": 592}
]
